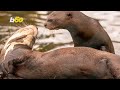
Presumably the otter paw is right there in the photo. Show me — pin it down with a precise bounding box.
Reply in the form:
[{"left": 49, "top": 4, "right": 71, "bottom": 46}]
[
  {"left": 0, "top": 60, "right": 15, "bottom": 76},
  {"left": 4, "top": 74, "right": 23, "bottom": 79},
  {"left": 0, "top": 56, "right": 30, "bottom": 79}
]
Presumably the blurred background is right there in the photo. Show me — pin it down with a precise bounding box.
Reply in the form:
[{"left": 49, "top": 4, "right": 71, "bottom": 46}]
[{"left": 0, "top": 11, "right": 120, "bottom": 55}]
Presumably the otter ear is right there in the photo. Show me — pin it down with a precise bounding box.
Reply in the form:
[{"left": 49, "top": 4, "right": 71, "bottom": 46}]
[{"left": 66, "top": 13, "right": 72, "bottom": 19}]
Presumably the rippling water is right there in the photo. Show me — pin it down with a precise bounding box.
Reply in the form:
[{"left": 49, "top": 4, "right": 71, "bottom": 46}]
[
  {"left": 0, "top": 11, "right": 73, "bottom": 52},
  {"left": 0, "top": 11, "right": 120, "bottom": 55},
  {"left": 0, "top": 11, "right": 47, "bottom": 36}
]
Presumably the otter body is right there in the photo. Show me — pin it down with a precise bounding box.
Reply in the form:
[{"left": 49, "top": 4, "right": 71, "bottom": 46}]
[
  {"left": 45, "top": 11, "right": 115, "bottom": 54},
  {"left": 0, "top": 25, "right": 120, "bottom": 79},
  {"left": 1, "top": 45, "right": 120, "bottom": 79}
]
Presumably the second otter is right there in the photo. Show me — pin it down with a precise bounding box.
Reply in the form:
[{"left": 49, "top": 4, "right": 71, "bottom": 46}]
[
  {"left": 44, "top": 11, "right": 115, "bottom": 54},
  {"left": 1, "top": 25, "right": 120, "bottom": 79}
]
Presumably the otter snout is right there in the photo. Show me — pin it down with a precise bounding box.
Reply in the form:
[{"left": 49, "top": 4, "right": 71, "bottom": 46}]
[
  {"left": 44, "top": 19, "right": 58, "bottom": 30},
  {"left": 44, "top": 23, "right": 47, "bottom": 27},
  {"left": 47, "top": 19, "right": 54, "bottom": 22},
  {"left": 44, "top": 19, "right": 54, "bottom": 27}
]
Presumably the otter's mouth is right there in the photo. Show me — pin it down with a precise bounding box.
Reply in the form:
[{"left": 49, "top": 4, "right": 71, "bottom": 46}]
[
  {"left": 1, "top": 25, "right": 38, "bottom": 61},
  {"left": 46, "top": 25, "right": 60, "bottom": 30}
]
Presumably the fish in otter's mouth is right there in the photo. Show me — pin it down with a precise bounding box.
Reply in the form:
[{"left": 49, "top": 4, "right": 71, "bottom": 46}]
[{"left": 1, "top": 25, "right": 38, "bottom": 61}]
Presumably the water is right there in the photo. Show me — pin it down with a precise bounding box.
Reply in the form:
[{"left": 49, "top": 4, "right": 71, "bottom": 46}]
[
  {"left": 0, "top": 11, "right": 120, "bottom": 55},
  {"left": 0, "top": 11, "right": 46, "bottom": 48},
  {"left": 0, "top": 11, "right": 73, "bottom": 52},
  {"left": 81, "top": 11, "right": 120, "bottom": 55}
]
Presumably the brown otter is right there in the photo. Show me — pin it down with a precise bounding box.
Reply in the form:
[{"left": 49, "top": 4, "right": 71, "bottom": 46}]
[
  {"left": 0, "top": 25, "right": 120, "bottom": 79},
  {"left": 0, "top": 25, "right": 38, "bottom": 78},
  {"left": 44, "top": 11, "right": 115, "bottom": 54}
]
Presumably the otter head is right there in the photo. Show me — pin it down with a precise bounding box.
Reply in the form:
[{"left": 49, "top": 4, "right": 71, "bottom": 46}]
[
  {"left": 1, "top": 25, "right": 38, "bottom": 61},
  {"left": 44, "top": 11, "right": 74, "bottom": 30}
]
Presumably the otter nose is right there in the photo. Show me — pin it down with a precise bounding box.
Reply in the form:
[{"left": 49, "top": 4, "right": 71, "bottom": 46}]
[{"left": 44, "top": 24, "right": 47, "bottom": 27}]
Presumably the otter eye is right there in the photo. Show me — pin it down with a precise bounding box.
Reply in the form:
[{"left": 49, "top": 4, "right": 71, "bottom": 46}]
[
  {"left": 47, "top": 19, "right": 53, "bottom": 22},
  {"left": 66, "top": 13, "right": 72, "bottom": 18},
  {"left": 67, "top": 13, "right": 71, "bottom": 16}
]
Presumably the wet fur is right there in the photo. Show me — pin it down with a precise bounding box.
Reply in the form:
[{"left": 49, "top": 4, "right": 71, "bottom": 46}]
[
  {"left": 1, "top": 44, "right": 120, "bottom": 79},
  {"left": 45, "top": 11, "right": 115, "bottom": 54},
  {"left": 0, "top": 24, "right": 119, "bottom": 79}
]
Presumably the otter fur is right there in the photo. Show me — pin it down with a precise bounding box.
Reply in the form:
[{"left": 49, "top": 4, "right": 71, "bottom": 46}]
[
  {"left": 45, "top": 11, "right": 115, "bottom": 54},
  {"left": 0, "top": 25, "right": 120, "bottom": 79}
]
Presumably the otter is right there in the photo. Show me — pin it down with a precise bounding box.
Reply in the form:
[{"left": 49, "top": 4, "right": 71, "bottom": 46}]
[
  {"left": 0, "top": 25, "right": 120, "bottom": 79},
  {"left": 44, "top": 11, "right": 115, "bottom": 54},
  {"left": 0, "top": 25, "right": 38, "bottom": 78}
]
